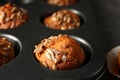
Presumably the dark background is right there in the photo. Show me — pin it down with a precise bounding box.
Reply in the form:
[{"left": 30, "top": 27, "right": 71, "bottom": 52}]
[{"left": 91, "top": 0, "right": 120, "bottom": 80}]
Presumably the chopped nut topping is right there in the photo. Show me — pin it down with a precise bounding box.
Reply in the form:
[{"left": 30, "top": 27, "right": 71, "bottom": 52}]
[
  {"left": 62, "top": 54, "right": 67, "bottom": 62},
  {"left": 66, "top": 16, "right": 71, "bottom": 23},
  {"left": 54, "top": 58, "right": 58, "bottom": 64},
  {"left": 50, "top": 48, "right": 61, "bottom": 55},
  {"left": 11, "top": 7, "right": 17, "bottom": 13},
  {"left": 20, "top": 8, "right": 27, "bottom": 13},
  {"left": 61, "top": 26, "right": 66, "bottom": 30},
  {"left": 76, "top": 22, "right": 80, "bottom": 26},
  {"left": 5, "top": 17, "right": 10, "bottom": 21},
  {"left": 0, "top": 11, "right": 6, "bottom": 22},
  {"left": 48, "top": 36, "right": 58, "bottom": 40},
  {"left": 52, "top": 13, "right": 57, "bottom": 17},
  {"left": 17, "top": 11, "right": 21, "bottom": 17},
  {"left": 45, "top": 51, "right": 52, "bottom": 60},
  {"left": 10, "top": 14, "right": 15, "bottom": 20},
  {"left": 52, "top": 64, "right": 57, "bottom": 70},
  {"left": 42, "top": 61, "right": 48, "bottom": 68}
]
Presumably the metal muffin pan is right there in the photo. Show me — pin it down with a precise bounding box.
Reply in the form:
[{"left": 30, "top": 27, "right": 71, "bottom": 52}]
[{"left": 0, "top": 0, "right": 106, "bottom": 80}]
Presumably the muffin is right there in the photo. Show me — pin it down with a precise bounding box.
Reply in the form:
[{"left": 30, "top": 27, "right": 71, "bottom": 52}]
[
  {"left": 34, "top": 34, "right": 85, "bottom": 70},
  {"left": 44, "top": 9, "right": 80, "bottom": 30},
  {"left": 47, "top": 0, "right": 77, "bottom": 6},
  {"left": 118, "top": 50, "right": 120, "bottom": 72},
  {"left": 0, "top": 3, "right": 29, "bottom": 29},
  {"left": 0, "top": 37, "right": 15, "bottom": 66}
]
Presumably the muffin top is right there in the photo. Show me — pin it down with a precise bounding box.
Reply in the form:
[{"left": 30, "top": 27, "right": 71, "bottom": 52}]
[
  {"left": 47, "top": 0, "right": 77, "bottom": 6},
  {"left": 0, "top": 37, "right": 15, "bottom": 65},
  {"left": 44, "top": 9, "right": 80, "bottom": 30},
  {"left": 34, "top": 34, "right": 85, "bottom": 70},
  {"left": 0, "top": 3, "right": 29, "bottom": 29}
]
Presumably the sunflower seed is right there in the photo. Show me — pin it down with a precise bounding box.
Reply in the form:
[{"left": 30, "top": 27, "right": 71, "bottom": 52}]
[
  {"left": 50, "top": 49, "right": 61, "bottom": 55},
  {"left": 52, "top": 13, "right": 57, "bottom": 17},
  {"left": 0, "top": 11, "right": 5, "bottom": 22},
  {"left": 47, "top": 49, "right": 56, "bottom": 61},
  {"left": 52, "top": 64, "right": 57, "bottom": 70},
  {"left": 4, "top": 47, "right": 12, "bottom": 50},
  {"left": 45, "top": 51, "right": 52, "bottom": 60},
  {"left": 58, "top": 20, "right": 62, "bottom": 25},
  {"left": 17, "top": 11, "right": 21, "bottom": 16},
  {"left": 42, "top": 62, "right": 48, "bottom": 68},
  {"left": 20, "top": 8, "right": 27, "bottom": 13},
  {"left": 76, "top": 22, "right": 80, "bottom": 26},
  {"left": 54, "top": 58, "right": 58, "bottom": 64},
  {"left": 61, "top": 26, "right": 66, "bottom": 30},
  {"left": 5, "top": 17, "right": 10, "bottom": 21},
  {"left": 67, "top": 17, "right": 71, "bottom": 23},
  {"left": 62, "top": 54, "right": 67, "bottom": 62},
  {"left": 10, "top": 14, "right": 15, "bottom": 19},
  {"left": 11, "top": 7, "right": 17, "bottom": 12}
]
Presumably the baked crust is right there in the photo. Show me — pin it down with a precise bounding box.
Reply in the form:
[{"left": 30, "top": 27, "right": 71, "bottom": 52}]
[
  {"left": 0, "top": 3, "right": 29, "bottom": 29},
  {"left": 34, "top": 34, "right": 85, "bottom": 70},
  {"left": 47, "top": 0, "right": 77, "bottom": 6},
  {"left": 0, "top": 37, "right": 15, "bottom": 65},
  {"left": 44, "top": 9, "right": 80, "bottom": 30}
]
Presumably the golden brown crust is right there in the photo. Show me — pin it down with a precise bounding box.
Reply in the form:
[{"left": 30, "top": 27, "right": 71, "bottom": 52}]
[
  {"left": 44, "top": 9, "right": 80, "bottom": 30},
  {"left": 47, "top": 0, "right": 77, "bottom": 6},
  {"left": 0, "top": 37, "right": 15, "bottom": 65},
  {"left": 0, "top": 3, "right": 29, "bottom": 29},
  {"left": 34, "top": 34, "right": 85, "bottom": 70}
]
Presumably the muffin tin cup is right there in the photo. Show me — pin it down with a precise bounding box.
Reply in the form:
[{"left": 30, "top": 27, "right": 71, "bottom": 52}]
[{"left": 0, "top": 0, "right": 106, "bottom": 80}]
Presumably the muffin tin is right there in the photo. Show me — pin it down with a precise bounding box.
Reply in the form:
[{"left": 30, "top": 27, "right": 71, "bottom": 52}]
[{"left": 0, "top": 0, "right": 107, "bottom": 80}]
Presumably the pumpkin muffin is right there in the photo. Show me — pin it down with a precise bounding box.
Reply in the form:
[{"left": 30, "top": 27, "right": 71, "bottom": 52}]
[
  {"left": 118, "top": 50, "right": 120, "bottom": 72},
  {"left": 34, "top": 34, "right": 85, "bottom": 70},
  {"left": 44, "top": 9, "right": 80, "bottom": 30},
  {"left": 0, "top": 37, "right": 15, "bottom": 65},
  {"left": 47, "top": 0, "right": 77, "bottom": 6},
  {"left": 0, "top": 3, "right": 29, "bottom": 29}
]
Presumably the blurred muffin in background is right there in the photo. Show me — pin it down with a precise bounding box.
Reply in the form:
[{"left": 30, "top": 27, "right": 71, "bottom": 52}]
[
  {"left": 0, "top": 3, "right": 29, "bottom": 29},
  {"left": 0, "top": 37, "right": 15, "bottom": 66},
  {"left": 44, "top": 9, "right": 80, "bottom": 30},
  {"left": 47, "top": 0, "right": 77, "bottom": 6},
  {"left": 107, "top": 46, "right": 120, "bottom": 78},
  {"left": 117, "top": 50, "right": 120, "bottom": 72}
]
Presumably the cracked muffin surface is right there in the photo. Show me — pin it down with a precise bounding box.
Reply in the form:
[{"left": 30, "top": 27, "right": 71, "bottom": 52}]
[{"left": 34, "top": 34, "right": 85, "bottom": 70}]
